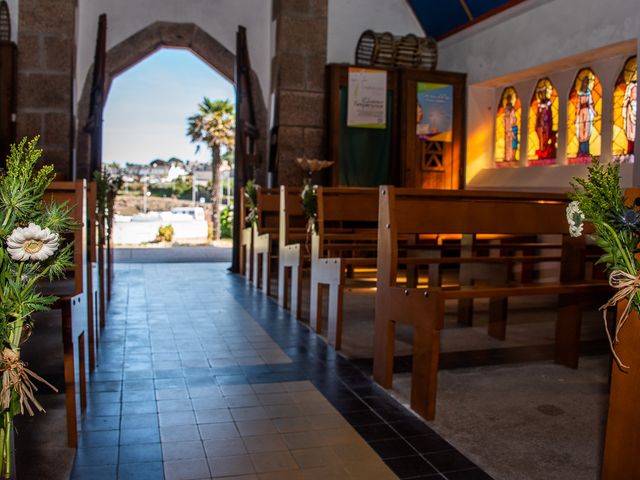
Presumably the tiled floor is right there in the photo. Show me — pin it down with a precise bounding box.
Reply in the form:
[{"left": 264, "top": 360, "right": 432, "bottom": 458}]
[{"left": 70, "top": 263, "right": 492, "bottom": 480}]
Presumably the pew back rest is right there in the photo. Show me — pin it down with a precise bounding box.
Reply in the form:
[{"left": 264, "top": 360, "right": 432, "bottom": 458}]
[
  {"left": 377, "top": 186, "right": 585, "bottom": 286},
  {"left": 316, "top": 187, "right": 379, "bottom": 253},
  {"left": 44, "top": 180, "right": 87, "bottom": 296},
  {"left": 87, "top": 181, "right": 99, "bottom": 264},
  {"left": 256, "top": 187, "right": 280, "bottom": 235},
  {"left": 278, "top": 186, "right": 305, "bottom": 248}
]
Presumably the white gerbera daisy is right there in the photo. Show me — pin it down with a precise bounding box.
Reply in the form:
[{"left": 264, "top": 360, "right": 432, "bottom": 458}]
[
  {"left": 566, "top": 201, "right": 585, "bottom": 238},
  {"left": 6, "top": 223, "right": 59, "bottom": 261}
]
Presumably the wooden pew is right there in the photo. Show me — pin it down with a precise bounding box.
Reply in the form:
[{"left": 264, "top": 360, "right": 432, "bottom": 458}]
[
  {"left": 309, "top": 187, "right": 379, "bottom": 349},
  {"left": 42, "top": 180, "right": 89, "bottom": 448},
  {"left": 239, "top": 186, "right": 254, "bottom": 281},
  {"left": 372, "top": 186, "right": 609, "bottom": 421},
  {"left": 252, "top": 187, "right": 280, "bottom": 295},
  {"left": 277, "top": 186, "right": 306, "bottom": 318}
]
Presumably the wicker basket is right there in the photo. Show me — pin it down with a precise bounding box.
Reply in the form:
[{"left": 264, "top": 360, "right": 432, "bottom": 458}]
[
  {"left": 355, "top": 30, "right": 437, "bottom": 70},
  {"left": 355, "top": 30, "right": 395, "bottom": 68}
]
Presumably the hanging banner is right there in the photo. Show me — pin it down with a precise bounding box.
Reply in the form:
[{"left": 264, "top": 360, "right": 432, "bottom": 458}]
[
  {"left": 347, "top": 68, "right": 387, "bottom": 129},
  {"left": 416, "top": 82, "right": 453, "bottom": 142}
]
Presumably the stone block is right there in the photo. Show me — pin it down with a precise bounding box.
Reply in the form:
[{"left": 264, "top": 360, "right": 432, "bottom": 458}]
[
  {"left": 305, "top": 54, "right": 326, "bottom": 93},
  {"left": 19, "top": 0, "right": 74, "bottom": 34},
  {"left": 44, "top": 112, "right": 70, "bottom": 146},
  {"left": 107, "top": 26, "right": 160, "bottom": 77},
  {"left": 17, "top": 72, "right": 71, "bottom": 109},
  {"left": 39, "top": 145, "right": 70, "bottom": 180},
  {"left": 277, "top": 16, "right": 327, "bottom": 55},
  {"left": 44, "top": 35, "right": 73, "bottom": 72},
  {"left": 275, "top": 52, "right": 306, "bottom": 91},
  {"left": 16, "top": 112, "right": 43, "bottom": 142},
  {"left": 278, "top": 91, "right": 324, "bottom": 128},
  {"left": 191, "top": 26, "right": 234, "bottom": 81},
  {"left": 303, "top": 127, "right": 325, "bottom": 159},
  {"left": 277, "top": 150, "right": 305, "bottom": 186},
  {"left": 158, "top": 22, "right": 196, "bottom": 49},
  {"left": 275, "top": 0, "right": 327, "bottom": 18},
  {"left": 17, "top": 33, "right": 43, "bottom": 71},
  {"left": 277, "top": 126, "right": 304, "bottom": 150}
]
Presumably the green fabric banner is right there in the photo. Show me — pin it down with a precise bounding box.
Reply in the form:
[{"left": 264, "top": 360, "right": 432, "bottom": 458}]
[{"left": 339, "top": 87, "right": 392, "bottom": 186}]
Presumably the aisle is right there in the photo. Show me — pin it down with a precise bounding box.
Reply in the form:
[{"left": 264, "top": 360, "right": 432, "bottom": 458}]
[{"left": 70, "top": 263, "right": 488, "bottom": 480}]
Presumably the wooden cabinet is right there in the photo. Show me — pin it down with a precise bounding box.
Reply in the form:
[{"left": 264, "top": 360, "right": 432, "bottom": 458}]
[
  {"left": 326, "top": 64, "right": 466, "bottom": 189},
  {"left": 398, "top": 69, "right": 466, "bottom": 189}
]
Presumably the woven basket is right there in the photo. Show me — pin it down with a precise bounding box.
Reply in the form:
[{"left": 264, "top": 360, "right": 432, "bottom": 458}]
[{"left": 355, "top": 30, "right": 437, "bottom": 70}]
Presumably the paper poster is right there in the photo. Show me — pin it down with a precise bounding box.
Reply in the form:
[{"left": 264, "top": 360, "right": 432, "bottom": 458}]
[
  {"left": 347, "top": 68, "right": 387, "bottom": 129},
  {"left": 416, "top": 82, "right": 453, "bottom": 142}
]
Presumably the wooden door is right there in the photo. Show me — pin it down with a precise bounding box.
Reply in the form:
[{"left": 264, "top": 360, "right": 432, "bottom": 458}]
[{"left": 399, "top": 69, "right": 466, "bottom": 189}]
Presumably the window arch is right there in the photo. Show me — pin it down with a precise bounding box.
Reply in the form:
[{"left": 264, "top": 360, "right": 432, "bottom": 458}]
[
  {"left": 495, "top": 86, "right": 521, "bottom": 166},
  {"left": 612, "top": 56, "right": 637, "bottom": 163},
  {"left": 527, "top": 78, "right": 558, "bottom": 166},
  {"left": 567, "top": 68, "right": 602, "bottom": 164}
]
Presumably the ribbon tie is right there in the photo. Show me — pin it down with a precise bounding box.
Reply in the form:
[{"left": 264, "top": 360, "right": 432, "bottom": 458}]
[
  {"left": 0, "top": 348, "right": 58, "bottom": 416},
  {"left": 599, "top": 270, "right": 640, "bottom": 370}
]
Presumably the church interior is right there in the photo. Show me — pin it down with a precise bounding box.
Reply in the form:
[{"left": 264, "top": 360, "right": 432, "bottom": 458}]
[{"left": 0, "top": 0, "right": 639, "bottom": 479}]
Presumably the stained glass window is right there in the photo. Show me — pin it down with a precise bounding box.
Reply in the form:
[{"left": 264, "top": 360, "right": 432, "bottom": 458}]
[
  {"left": 567, "top": 68, "right": 602, "bottom": 164},
  {"left": 527, "top": 78, "right": 558, "bottom": 166},
  {"left": 612, "top": 56, "right": 637, "bottom": 163},
  {"left": 495, "top": 87, "right": 521, "bottom": 166}
]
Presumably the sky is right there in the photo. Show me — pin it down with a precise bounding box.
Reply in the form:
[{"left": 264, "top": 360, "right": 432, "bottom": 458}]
[{"left": 102, "top": 48, "right": 236, "bottom": 165}]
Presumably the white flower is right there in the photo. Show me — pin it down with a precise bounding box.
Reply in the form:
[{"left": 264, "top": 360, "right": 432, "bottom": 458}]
[
  {"left": 6, "top": 223, "right": 59, "bottom": 261},
  {"left": 566, "top": 201, "right": 585, "bottom": 237}
]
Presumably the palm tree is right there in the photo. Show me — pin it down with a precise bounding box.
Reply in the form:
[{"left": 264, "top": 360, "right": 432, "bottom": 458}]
[{"left": 187, "top": 98, "right": 235, "bottom": 240}]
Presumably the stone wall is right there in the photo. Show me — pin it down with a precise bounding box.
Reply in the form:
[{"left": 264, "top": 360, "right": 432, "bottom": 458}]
[
  {"left": 17, "top": 0, "right": 75, "bottom": 179},
  {"left": 271, "top": 0, "right": 328, "bottom": 185}
]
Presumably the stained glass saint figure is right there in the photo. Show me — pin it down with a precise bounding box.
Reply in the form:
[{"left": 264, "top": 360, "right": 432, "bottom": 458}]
[
  {"left": 623, "top": 80, "right": 637, "bottom": 154},
  {"left": 535, "top": 88, "right": 555, "bottom": 160},
  {"left": 576, "top": 75, "right": 598, "bottom": 157}
]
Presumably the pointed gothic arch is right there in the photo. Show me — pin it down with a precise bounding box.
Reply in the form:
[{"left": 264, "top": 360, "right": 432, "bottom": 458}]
[{"left": 76, "top": 21, "right": 267, "bottom": 180}]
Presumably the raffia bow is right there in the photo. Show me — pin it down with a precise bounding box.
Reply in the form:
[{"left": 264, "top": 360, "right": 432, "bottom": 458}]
[
  {"left": 599, "top": 270, "right": 640, "bottom": 370},
  {"left": 0, "top": 348, "right": 58, "bottom": 416}
]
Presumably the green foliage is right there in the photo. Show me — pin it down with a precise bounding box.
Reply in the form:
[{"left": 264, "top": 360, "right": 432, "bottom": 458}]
[
  {"left": 301, "top": 181, "right": 317, "bottom": 233},
  {"left": 173, "top": 176, "right": 191, "bottom": 198},
  {"left": 570, "top": 158, "right": 640, "bottom": 311},
  {"left": 94, "top": 168, "right": 123, "bottom": 243},
  {"left": 0, "top": 137, "right": 76, "bottom": 326},
  {"left": 220, "top": 205, "right": 233, "bottom": 239},
  {"left": 244, "top": 179, "right": 258, "bottom": 227},
  {"left": 157, "top": 224, "right": 174, "bottom": 242}
]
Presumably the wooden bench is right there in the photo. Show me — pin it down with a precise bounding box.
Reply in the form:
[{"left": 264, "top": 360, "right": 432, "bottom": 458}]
[
  {"left": 372, "top": 186, "right": 609, "bottom": 421},
  {"left": 42, "top": 180, "right": 89, "bottom": 448},
  {"left": 277, "top": 186, "right": 306, "bottom": 318},
  {"left": 252, "top": 187, "right": 280, "bottom": 295},
  {"left": 309, "top": 187, "right": 379, "bottom": 349}
]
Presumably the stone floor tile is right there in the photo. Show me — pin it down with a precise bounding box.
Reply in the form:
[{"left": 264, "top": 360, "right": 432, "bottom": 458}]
[
  {"left": 208, "top": 454, "right": 256, "bottom": 477},
  {"left": 164, "top": 458, "right": 211, "bottom": 480},
  {"left": 162, "top": 440, "right": 207, "bottom": 461},
  {"left": 250, "top": 450, "right": 299, "bottom": 473}
]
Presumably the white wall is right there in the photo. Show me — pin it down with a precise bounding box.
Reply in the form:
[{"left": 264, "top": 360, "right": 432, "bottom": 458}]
[
  {"left": 76, "top": 0, "right": 272, "bottom": 101},
  {"left": 6, "top": 0, "right": 18, "bottom": 43},
  {"left": 437, "top": 0, "right": 640, "bottom": 190},
  {"left": 327, "top": 0, "right": 423, "bottom": 65},
  {"left": 438, "top": 0, "right": 640, "bottom": 86}
]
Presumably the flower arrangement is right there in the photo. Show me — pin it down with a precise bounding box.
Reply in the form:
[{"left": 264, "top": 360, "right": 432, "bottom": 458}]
[
  {"left": 0, "top": 137, "right": 75, "bottom": 477},
  {"left": 93, "top": 168, "right": 123, "bottom": 246},
  {"left": 295, "top": 158, "right": 333, "bottom": 236},
  {"left": 568, "top": 158, "right": 640, "bottom": 369},
  {"left": 243, "top": 179, "right": 258, "bottom": 227}
]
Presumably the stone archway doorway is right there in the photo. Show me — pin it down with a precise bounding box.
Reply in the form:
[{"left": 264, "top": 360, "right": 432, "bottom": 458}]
[{"left": 76, "top": 20, "right": 267, "bottom": 186}]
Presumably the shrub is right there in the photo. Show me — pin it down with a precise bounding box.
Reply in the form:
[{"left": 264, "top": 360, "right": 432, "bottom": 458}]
[
  {"left": 220, "top": 205, "right": 233, "bottom": 239},
  {"left": 157, "top": 224, "right": 174, "bottom": 242}
]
